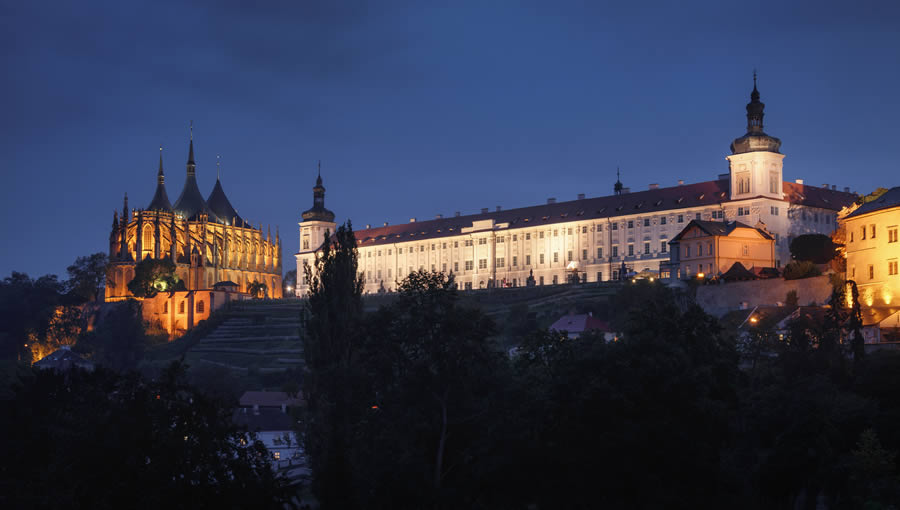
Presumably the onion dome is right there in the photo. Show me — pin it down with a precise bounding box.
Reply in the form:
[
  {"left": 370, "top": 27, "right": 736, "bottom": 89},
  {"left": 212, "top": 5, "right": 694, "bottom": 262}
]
[
  {"left": 147, "top": 146, "right": 173, "bottom": 211},
  {"left": 730, "top": 73, "right": 782, "bottom": 155},
  {"left": 172, "top": 130, "right": 218, "bottom": 221},
  {"left": 301, "top": 163, "right": 335, "bottom": 222}
]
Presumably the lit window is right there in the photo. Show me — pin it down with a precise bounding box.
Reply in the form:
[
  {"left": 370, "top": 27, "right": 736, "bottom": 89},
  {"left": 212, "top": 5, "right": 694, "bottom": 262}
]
[{"left": 273, "top": 452, "right": 280, "bottom": 460}]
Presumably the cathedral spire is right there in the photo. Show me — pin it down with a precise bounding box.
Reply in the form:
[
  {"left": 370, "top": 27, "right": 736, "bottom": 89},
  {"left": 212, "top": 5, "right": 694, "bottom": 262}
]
[
  {"left": 187, "top": 121, "right": 196, "bottom": 175},
  {"left": 148, "top": 146, "right": 173, "bottom": 211}
]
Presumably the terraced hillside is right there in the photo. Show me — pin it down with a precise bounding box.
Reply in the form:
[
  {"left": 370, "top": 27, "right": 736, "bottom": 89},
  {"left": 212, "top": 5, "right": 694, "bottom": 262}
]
[{"left": 178, "top": 300, "right": 304, "bottom": 375}]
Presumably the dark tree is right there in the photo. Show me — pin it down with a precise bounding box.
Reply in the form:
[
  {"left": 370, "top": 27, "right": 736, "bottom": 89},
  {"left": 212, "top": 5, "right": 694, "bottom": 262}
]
[
  {"left": 300, "top": 221, "right": 366, "bottom": 508},
  {"left": 65, "top": 252, "right": 109, "bottom": 302},
  {"left": 283, "top": 269, "right": 297, "bottom": 296},
  {"left": 76, "top": 299, "right": 147, "bottom": 371},
  {"left": 127, "top": 257, "right": 183, "bottom": 298},
  {"left": 0, "top": 362, "right": 289, "bottom": 509},
  {"left": 782, "top": 260, "right": 822, "bottom": 280},
  {"left": 0, "top": 272, "right": 65, "bottom": 361},
  {"left": 789, "top": 234, "right": 838, "bottom": 264}
]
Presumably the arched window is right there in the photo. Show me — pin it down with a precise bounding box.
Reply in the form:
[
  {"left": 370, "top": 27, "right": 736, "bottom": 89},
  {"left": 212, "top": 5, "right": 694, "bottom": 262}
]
[
  {"left": 142, "top": 225, "right": 153, "bottom": 252},
  {"left": 197, "top": 300, "right": 204, "bottom": 313}
]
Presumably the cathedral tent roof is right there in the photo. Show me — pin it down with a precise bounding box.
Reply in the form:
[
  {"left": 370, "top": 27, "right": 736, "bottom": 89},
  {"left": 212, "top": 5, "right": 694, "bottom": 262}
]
[
  {"left": 172, "top": 138, "right": 219, "bottom": 222},
  {"left": 147, "top": 148, "right": 172, "bottom": 211},
  {"left": 207, "top": 178, "right": 246, "bottom": 227}
]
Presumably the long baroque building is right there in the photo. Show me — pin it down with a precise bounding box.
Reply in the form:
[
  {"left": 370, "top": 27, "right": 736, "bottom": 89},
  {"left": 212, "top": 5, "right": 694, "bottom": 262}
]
[
  {"left": 295, "top": 81, "right": 856, "bottom": 296},
  {"left": 107, "top": 133, "right": 283, "bottom": 301}
]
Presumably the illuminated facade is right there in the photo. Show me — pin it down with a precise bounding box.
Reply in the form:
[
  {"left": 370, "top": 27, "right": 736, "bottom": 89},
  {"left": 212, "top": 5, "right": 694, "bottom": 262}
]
[
  {"left": 107, "top": 134, "right": 283, "bottom": 304},
  {"left": 843, "top": 187, "right": 900, "bottom": 307},
  {"left": 665, "top": 220, "right": 775, "bottom": 279},
  {"left": 295, "top": 80, "right": 856, "bottom": 296}
]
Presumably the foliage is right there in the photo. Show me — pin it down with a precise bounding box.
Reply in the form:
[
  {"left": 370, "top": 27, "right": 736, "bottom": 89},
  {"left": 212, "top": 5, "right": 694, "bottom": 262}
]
[
  {"left": 789, "top": 234, "right": 839, "bottom": 264},
  {"left": 283, "top": 269, "right": 297, "bottom": 296},
  {"left": 127, "top": 257, "right": 183, "bottom": 298},
  {"left": 300, "top": 221, "right": 365, "bottom": 508},
  {"left": 76, "top": 299, "right": 147, "bottom": 372},
  {"left": 858, "top": 187, "right": 890, "bottom": 205},
  {"left": 0, "top": 362, "right": 289, "bottom": 509},
  {"left": 248, "top": 280, "right": 268, "bottom": 299},
  {"left": 0, "top": 272, "right": 67, "bottom": 361},
  {"left": 785, "top": 289, "right": 799, "bottom": 308},
  {"left": 782, "top": 260, "right": 822, "bottom": 280},
  {"left": 65, "top": 252, "right": 109, "bottom": 302}
]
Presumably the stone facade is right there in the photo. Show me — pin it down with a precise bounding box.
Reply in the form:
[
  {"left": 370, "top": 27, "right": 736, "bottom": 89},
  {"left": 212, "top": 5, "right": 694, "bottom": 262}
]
[
  {"left": 295, "top": 82, "right": 856, "bottom": 297},
  {"left": 842, "top": 187, "right": 900, "bottom": 308},
  {"left": 107, "top": 135, "right": 282, "bottom": 304}
]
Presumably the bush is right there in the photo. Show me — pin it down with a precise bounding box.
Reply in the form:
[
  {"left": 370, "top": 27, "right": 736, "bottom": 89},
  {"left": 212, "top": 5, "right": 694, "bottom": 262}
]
[
  {"left": 783, "top": 260, "right": 822, "bottom": 280},
  {"left": 790, "top": 234, "right": 838, "bottom": 264}
]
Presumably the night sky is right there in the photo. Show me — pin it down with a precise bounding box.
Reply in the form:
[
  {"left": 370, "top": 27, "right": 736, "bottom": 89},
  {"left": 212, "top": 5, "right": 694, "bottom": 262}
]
[{"left": 3, "top": 0, "right": 898, "bottom": 279}]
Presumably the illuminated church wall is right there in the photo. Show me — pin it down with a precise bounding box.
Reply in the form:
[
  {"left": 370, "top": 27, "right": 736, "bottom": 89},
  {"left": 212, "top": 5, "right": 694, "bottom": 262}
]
[{"left": 106, "top": 136, "right": 283, "bottom": 305}]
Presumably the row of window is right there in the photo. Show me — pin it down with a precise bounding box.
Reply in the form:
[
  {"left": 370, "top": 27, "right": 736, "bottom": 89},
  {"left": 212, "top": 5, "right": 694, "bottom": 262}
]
[
  {"left": 162, "top": 300, "right": 205, "bottom": 314},
  {"left": 849, "top": 225, "right": 898, "bottom": 243},
  {"left": 850, "top": 261, "right": 900, "bottom": 280}
]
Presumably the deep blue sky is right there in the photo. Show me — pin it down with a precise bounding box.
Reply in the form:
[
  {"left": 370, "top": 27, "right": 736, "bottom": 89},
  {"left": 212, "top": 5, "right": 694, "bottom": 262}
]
[{"left": 3, "top": 0, "right": 898, "bottom": 278}]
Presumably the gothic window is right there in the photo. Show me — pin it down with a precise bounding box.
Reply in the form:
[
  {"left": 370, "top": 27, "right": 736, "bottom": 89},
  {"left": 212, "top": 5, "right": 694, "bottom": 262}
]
[
  {"left": 142, "top": 225, "right": 153, "bottom": 251},
  {"left": 737, "top": 172, "right": 751, "bottom": 194},
  {"left": 769, "top": 172, "right": 779, "bottom": 194},
  {"left": 179, "top": 301, "right": 185, "bottom": 314},
  {"left": 197, "top": 300, "right": 204, "bottom": 313}
]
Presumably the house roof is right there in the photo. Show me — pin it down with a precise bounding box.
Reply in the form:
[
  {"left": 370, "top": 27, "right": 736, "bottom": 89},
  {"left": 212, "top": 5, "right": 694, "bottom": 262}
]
[
  {"left": 348, "top": 179, "right": 852, "bottom": 249},
  {"left": 549, "top": 313, "right": 609, "bottom": 334},
  {"left": 845, "top": 187, "right": 900, "bottom": 219},
  {"left": 232, "top": 407, "right": 296, "bottom": 432},
  {"left": 721, "top": 262, "right": 758, "bottom": 281},
  {"left": 239, "top": 391, "right": 304, "bottom": 408},
  {"left": 670, "top": 219, "right": 774, "bottom": 243},
  {"left": 33, "top": 348, "right": 94, "bottom": 371},
  {"left": 213, "top": 280, "right": 239, "bottom": 288}
]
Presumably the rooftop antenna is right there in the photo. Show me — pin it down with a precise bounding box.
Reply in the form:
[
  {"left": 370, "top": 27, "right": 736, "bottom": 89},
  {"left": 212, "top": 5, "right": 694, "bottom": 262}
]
[{"left": 216, "top": 154, "right": 221, "bottom": 180}]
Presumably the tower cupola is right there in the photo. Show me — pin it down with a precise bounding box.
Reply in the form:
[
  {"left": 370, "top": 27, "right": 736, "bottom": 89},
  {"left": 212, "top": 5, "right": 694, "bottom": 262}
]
[
  {"left": 301, "top": 161, "right": 335, "bottom": 222},
  {"left": 730, "top": 73, "right": 782, "bottom": 155}
]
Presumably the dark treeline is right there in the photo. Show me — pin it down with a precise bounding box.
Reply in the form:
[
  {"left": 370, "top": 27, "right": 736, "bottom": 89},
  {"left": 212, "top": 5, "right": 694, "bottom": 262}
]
[{"left": 300, "top": 223, "right": 900, "bottom": 510}]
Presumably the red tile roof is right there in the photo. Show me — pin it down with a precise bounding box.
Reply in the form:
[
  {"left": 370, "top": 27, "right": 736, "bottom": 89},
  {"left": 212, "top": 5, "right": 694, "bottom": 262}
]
[{"left": 343, "top": 180, "right": 856, "bottom": 249}]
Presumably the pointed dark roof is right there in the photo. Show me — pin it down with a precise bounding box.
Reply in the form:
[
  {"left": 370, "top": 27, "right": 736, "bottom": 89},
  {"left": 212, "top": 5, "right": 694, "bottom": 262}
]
[
  {"left": 207, "top": 177, "right": 245, "bottom": 226},
  {"left": 845, "top": 186, "right": 900, "bottom": 219},
  {"left": 301, "top": 170, "right": 335, "bottom": 223},
  {"left": 147, "top": 148, "right": 173, "bottom": 211},
  {"left": 670, "top": 219, "right": 774, "bottom": 243},
  {"left": 721, "top": 261, "right": 758, "bottom": 281},
  {"left": 172, "top": 137, "right": 218, "bottom": 221}
]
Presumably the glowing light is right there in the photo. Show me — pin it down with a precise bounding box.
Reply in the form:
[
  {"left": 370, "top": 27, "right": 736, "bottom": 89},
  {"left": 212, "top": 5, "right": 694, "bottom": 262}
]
[
  {"left": 697, "top": 272, "right": 705, "bottom": 279},
  {"left": 649, "top": 277, "right": 655, "bottom": 282},
  {"left": 883, "top": 288, "right": 893, "bottom": 305},
  {"left": 371, "top": 405, "right": 379, "bottom": 409},
  {"left": 749, "top": 317, "right": 758, "bottom": 324}
]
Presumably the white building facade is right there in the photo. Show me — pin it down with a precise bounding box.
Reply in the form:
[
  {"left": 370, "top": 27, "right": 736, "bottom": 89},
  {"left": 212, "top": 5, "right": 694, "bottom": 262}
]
[{"left": 295, "top": 82, "right": 856, "bottom": 296}]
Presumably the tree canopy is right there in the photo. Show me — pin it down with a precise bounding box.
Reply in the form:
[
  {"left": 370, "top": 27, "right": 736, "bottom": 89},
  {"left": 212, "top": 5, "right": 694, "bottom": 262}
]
[
  {"left": 790, "top": 233, "right": 839, "bottom": 264},
  {"left": 127, "top": 257, "right": 184, "bottom": 298}
]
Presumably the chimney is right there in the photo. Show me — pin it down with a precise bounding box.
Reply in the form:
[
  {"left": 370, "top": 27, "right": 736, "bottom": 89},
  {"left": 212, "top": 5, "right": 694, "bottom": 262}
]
[
  {"left": 496, "top": 206, "right": 501, "bottom": 212},
  {"left": 547, "top": 198, "right": 556, "bottom": 204},
  {"left": 622, "top": 187, "right": 630, "bottom": 194},
  {"left": 649, "top": 183, "right": 659, "bottom": 190},
  {"left": 409, "top": 218, "right": 416, "bottom": 223},
  {"left": 823, "top": 183, "right": 829, "bottom": 189},
  {"left": 577, "top": 193, "right": 585, "bottom": 200},
  {"left": 435, "top": 214, "right": 443, "bottom": 219},
  {"left": 383, "top": 222, "right": 388, "bottom": 227},
  {"left": 831, "top": 185, "right": 836, "bottom": 190},
  {"left": 795, "top": 179, "right": 804, "bottom": 185},
  {"left": 454, "top": 211, "right": 461, "bottom": 217},
  {"left": 481, "top": 208, "right": 489, "bottom": 214},
  {"left": 844, "top": 187, "right": 850, "bottom": 193},
  {"left": 678, "top": 179, "right": 684, "bottom": 186},
  {"left": 365, "top": 224, "right": 371, "bottom": 229}
]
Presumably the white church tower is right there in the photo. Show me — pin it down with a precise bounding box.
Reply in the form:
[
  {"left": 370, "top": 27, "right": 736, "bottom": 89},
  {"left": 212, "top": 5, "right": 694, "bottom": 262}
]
[
  {"left": 295, "top": 163, "right": 336, "bottom": 294},
  {"left": 726, "top": 73, "right": 785, "bottom": 201}
]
